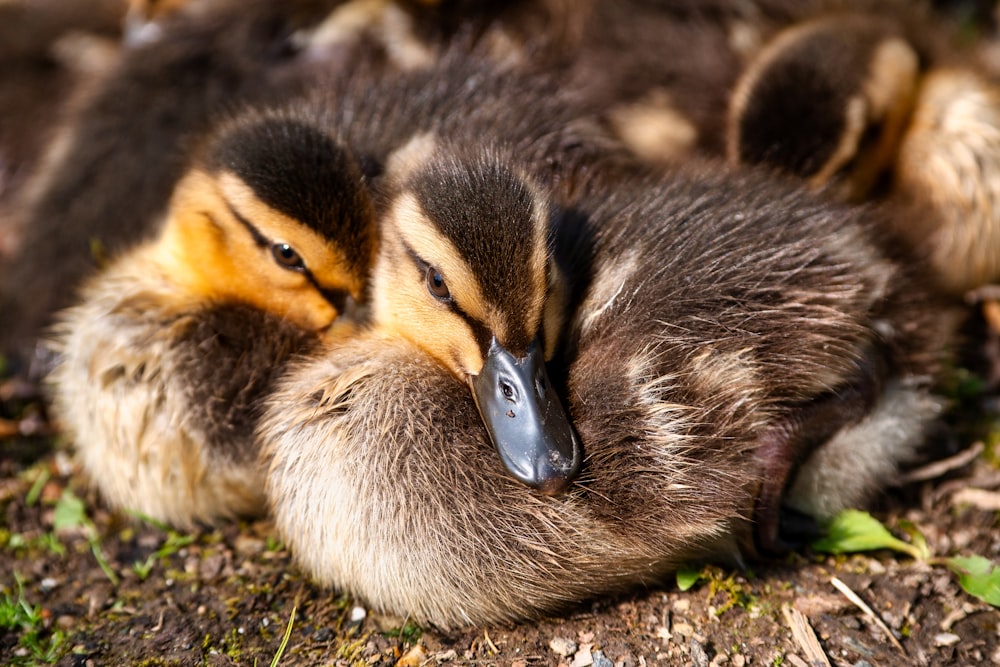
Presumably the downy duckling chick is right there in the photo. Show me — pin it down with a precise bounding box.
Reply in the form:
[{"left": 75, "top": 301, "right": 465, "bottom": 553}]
[
  {"left": 0, "top": 0, "right": 123, "bottom": 253},
  {"left": 48, "top": 110, "right": 376, "bottom": 528},
  {"left": 727, "top": 8, "right": 1000, "bottom": 295},
  {"left": 727, "top": 13, "right": 921, "bottom": 201},
  {"left": 261, "top": 145, "right": 954, "bottom": 627}
]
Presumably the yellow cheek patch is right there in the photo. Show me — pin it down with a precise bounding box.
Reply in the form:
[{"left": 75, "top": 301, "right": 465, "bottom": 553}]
[
  {"left": 219, "top": 171, "right": 368, "bottom": 294},
  {"left": 390, "top": 193, "right": 492, "bottom": 323},
  {"left": 155, "top": 169, "right": 366, "bottom": 330},
  {"left": 371, "top": 230, "right": 485, "bottom": 377}
]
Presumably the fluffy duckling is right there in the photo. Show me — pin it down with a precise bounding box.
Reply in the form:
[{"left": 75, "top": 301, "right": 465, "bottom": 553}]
[
  {"left": 48, "top": 109, "right": 376, "bottom": 528},
  {"left": 261, "top": 142, "right": 954, "bottom": 627},
  {"left": 727, "top": 6, "right": 1000, "bottom": 295},
  {"left": 0, "top": 0, "right": 123, "bottom": 251},
  {"left": 727, "top": 13, "right": 921, "bottom": 201}
]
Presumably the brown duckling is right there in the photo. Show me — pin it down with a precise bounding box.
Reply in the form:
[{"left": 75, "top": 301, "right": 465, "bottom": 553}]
[
  {"left": 261, "top": 140, "right": 954, "bottom": 627},
  {"left": 48, "top": 109, "right": 376, "bottom": 527},
  {"left": 727, "top": 5, "right": 1000, "bottom": 295},
  {"left": 0, "top": 0, "right": 123, "bottom": 253}
]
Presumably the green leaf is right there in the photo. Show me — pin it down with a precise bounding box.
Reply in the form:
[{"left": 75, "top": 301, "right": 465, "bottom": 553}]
[
  {"left": 946, "top": 555, "right": 1000, "bottom": 606},
  {"left": 896, "top": 519, "right": 932, "bottom": 561},
  {"left": 52, "top": 489, "right": 89, "bottom": 533},
  {"left": 810, "top": 510, "right": 923, "bottom": 560},
  {"left": 676, "top": 566, "right": 701, "bottom": 592}
]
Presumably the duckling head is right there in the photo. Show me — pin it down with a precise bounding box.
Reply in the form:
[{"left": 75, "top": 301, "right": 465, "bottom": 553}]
[
  {"left": 371, "top": 134, "right": 581, "bottom": 494},
  {"left": 157, "top": 110, "right": 376, "bottom": 330}
]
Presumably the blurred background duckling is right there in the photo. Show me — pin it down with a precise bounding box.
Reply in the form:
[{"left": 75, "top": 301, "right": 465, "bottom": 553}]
[
  {"left": 48, "top": 108, "right": 376, "bottom": 528},
  {"left": 261, "top": 134, "right": 955, "bottom": 627},
  {"left": 0, "top": 0, "right": 124, "bottom": 255},
  {"left": 727, "top": 4, "right": 1000, "bottom": 298}
]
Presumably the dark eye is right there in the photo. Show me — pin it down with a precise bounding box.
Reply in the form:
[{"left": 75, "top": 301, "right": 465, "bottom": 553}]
[
  {"left": 425, "top": 266, "right": 450, "bottom": 301},
  {"left": 271, "top": 243, "right": 305, "bottom": 271}
]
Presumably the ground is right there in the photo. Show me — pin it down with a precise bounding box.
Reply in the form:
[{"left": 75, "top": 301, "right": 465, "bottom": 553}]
[{"left": 2, "top": 360, "right": 999, "bottom": 667}]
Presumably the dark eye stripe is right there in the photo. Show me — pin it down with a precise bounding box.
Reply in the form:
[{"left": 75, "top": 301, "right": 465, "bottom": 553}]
[{"left": 225, "top": 201, "right": 269, "bottom": 248}]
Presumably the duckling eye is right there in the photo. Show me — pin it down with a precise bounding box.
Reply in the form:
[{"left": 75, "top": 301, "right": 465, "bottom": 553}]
[
  {"left": 272, "top": 243, "right": 305, "bottom": 271},
  {"left": 425, "top": 266, "right": 451, "bottom": 301}
]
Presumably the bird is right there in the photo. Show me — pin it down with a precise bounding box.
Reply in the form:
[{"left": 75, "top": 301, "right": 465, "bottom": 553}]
[
  {"left": 726, "top": 4, "right": 1000, "bottom": 296},
  {"left": 259, "top": 136, "right": 956, "bottom": 628},
  {"left": 0, "top": 0, "right": 123, "bottom": 258},
  {"left": 47, "top": 108, "right": 377, "bottom": 528}
]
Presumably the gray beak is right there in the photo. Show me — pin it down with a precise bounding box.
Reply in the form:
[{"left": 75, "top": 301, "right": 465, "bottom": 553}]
[{"left": 470, "top": 337, "right": 582, "bottom": 494}]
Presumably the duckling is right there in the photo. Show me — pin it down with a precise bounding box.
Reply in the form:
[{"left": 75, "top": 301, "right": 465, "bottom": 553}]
[
  {"left": 0, "top": 0, "right": 123, "bottom": 255},
  {"left": 48, "top": 108, "right": 376, "bottom": 528},
  {"left": 726, "top": 5, "right": 1000, "bottom": 295},
  {"left": 261, "top": 141, "right": 955, "bottom": 627},
  {"left": 727, "top": 12, "right": 921, "bottom": 201}
]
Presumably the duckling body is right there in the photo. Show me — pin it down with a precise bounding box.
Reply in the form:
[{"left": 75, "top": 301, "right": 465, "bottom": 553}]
[
  {"left": 261, "top": 145, "right": 954, "bottom": 626},
  {"left": 49, "top": 110, "right": 376, "bottom": 527}
]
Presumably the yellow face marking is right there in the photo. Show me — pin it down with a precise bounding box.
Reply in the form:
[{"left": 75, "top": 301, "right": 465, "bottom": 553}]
[
  {"left": 156, "top": 169, "right": 363, "bottom": 331},
  {"left": 371, "top": 194, "right": 486, "bottom": 377}
]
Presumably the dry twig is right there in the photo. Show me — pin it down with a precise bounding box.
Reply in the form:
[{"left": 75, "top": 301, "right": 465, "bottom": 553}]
[
  {"left": 781, "top": 605, "right": 831, "bottom": 667},
  {"left": 830, "top": 577, "right": 907, "bottom": 658}
]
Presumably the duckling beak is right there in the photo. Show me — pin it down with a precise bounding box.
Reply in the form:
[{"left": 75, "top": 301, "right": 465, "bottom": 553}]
[{"left": 470, "top": 337, "right": 582, "bottom": 495}]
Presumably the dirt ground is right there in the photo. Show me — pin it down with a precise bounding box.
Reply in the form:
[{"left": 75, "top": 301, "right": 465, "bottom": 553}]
[{"left": 2, "top": 351, "right": 999, "bottom": 667}]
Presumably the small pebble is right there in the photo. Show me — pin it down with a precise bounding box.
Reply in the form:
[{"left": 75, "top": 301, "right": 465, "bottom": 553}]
[
  {"left": 233, "top": 534, "right": 265, "bottom": 556},
  {"left": 56, "top": 615, "right": 76, "bottom": 630},
  {"left": 709, "top": 653, "right": 729, "bottom": 667},
  {"left": 690, "top": 639, "right": 710, "bottom": 667},
  {"left": 672, "top": 622, "right": 694, "bottom": 639},
  {"left": 591, "top": 650, "right": 613, "bottom": 667},
  {"left": 396, "top": 644, "right": 426, "bottom": 667},
  {"left": 571, "top": 644, "right": 594, "bottom": 667},
  {"left": 313, "top": 627, "right": 333, "bottom": 642},
  {"left": 551, "top": 637, "right": 578, "bottom": 657},
  {"left": 40, "top": 577, "right": 58, "bottom": 592},
  {"left": 350, "top": 606, "right": 367, "bottom": 623},
  {"left": 934, "top": 633, "right": 961, "bottom": 647},
  {"left": 732, "top": 655, "right": 746, "bottom": 667}
]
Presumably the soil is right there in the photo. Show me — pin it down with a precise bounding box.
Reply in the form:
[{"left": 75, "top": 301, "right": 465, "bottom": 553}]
[{"left": 2, "top": 362, "right": 999, "bottom": 667}]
